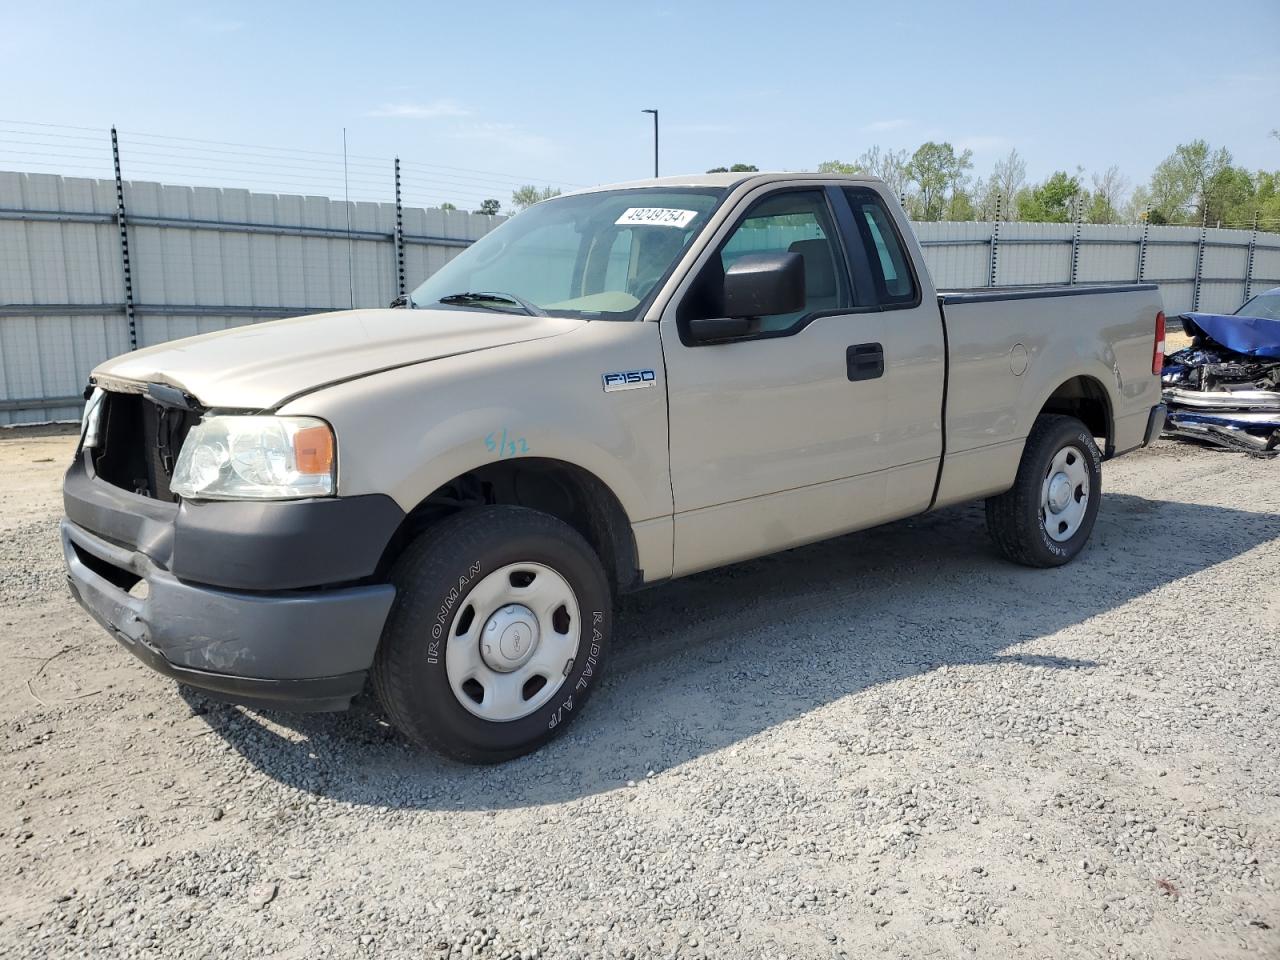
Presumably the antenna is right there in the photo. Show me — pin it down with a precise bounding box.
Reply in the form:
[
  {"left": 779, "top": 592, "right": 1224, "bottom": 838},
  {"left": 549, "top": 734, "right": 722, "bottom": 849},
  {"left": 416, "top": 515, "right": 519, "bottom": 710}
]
[{"left": 343, "top": 127, "right": 354, "bottom": 310}]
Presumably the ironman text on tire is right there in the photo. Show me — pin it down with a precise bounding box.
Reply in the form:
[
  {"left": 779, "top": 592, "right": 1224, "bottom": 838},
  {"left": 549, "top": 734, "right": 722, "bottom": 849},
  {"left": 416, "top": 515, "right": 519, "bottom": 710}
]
[{"left": 372, "top": 505, "right": 612, "bottom": 763}]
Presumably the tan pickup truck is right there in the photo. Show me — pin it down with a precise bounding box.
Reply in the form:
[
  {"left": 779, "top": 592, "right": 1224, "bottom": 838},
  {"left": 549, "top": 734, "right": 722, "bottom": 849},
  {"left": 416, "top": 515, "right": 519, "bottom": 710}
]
[{"left": 62, "top": 173, "right": 1167, "bottom": 761}]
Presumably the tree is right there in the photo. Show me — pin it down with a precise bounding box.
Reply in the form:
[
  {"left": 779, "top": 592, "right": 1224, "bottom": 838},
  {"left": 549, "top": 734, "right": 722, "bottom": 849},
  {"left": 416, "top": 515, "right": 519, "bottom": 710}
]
[
  {"left": 706, "top": 163, "right": 758, "bottom": 173},
  {"left": 439, "top": 202, "right": 457, "bottom": 212},
  {"left": 1015, "top": 171, "right": 1084, "bottom": 223},
  {"left": 946, "top": 189, "right": 976, "bottom": 222},
  {"left": 816, "top": 160, "right": 864, "bottom": 175},
  {"left": 1087, "top": 165, "right": 1128, "bottom": 224},
  {"left": 475, "top": 198, "right": 501, "bottom": 216},
  {"left": 1205, "top": 165, "right": 1254, "bottom": 226},
  {"left": 814, "top": 149, "right": 909, "bottom": 198},
  {"left": 1245, "top": 170, "right": 1280, "bottom": 228},
  {"left": 1145, "top": 140, "right": 1233, "bottom": 222},
  {"left": 990, "top": 149, "right": 1027, "bottom": 220},
  {"left": 971, "top": 176, "right": 1001, "bottom": 221},
  {"left": 904, "top": 141, "right": 972, "bottom": 221},
  {"left": 856, "top": 146, "right": 910, "bottom": 198},
  {"left": 510, "top": 185, "right": 561, "bottom": 211},
  {"left": 1124, "top": 185, "right": 1154, "bottom": 223}
]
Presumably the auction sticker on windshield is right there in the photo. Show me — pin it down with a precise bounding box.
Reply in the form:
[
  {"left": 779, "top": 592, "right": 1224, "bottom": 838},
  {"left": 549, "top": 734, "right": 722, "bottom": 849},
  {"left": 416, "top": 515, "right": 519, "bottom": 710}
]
[{"left": 615, "top": 208, "right": 698, "bottom": 228}]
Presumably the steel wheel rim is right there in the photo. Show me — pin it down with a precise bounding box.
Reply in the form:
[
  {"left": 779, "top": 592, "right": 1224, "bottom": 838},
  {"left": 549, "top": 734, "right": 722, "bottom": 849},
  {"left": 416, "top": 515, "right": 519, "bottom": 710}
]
[
  {"left": 444, "top": 562, "right": 581, "bottom": 722},
  {"left": 1040, "top": 444, "right": 1090, "bottom": 542}
]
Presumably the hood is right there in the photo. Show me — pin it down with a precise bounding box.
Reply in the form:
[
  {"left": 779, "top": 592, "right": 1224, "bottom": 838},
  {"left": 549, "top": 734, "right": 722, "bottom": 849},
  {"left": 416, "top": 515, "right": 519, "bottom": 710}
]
[
  {"left": 93, "top": 308, "right": 583, "bottom": 409},
  {"left": 1181, "top": 311, "right": 1280, "bottom": 360}
]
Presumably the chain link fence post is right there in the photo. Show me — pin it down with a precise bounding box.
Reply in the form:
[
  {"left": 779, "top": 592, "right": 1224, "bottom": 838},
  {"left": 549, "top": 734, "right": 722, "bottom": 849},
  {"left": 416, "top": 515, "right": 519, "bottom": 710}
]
[
  {"left": 988, "top": 193, "right": 1002, "bottom": 288},
  {"left": 110, "top": 126, "right": 137, "bottom": 350},
  {"left": 1192, "top": 207, "right": 1207, "bottom": 311},
  {"left": 1137, "top": 208, "right": 1151, "bottom": 283},
  {"left": 1244, "top": 211, "right": 1259, "bottom": 302},
  {"left": 394, "top": 157, "right": 406, "bottom": 299},
  {"left": 1069, "top": 194, "right": 1084, "bottom": 285}
]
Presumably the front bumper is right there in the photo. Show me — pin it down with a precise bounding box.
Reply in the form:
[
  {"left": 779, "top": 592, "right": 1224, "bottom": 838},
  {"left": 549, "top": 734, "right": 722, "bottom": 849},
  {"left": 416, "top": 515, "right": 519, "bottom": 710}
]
[{"left": 63, "top": 519, "right": 395, "bottom": 711}]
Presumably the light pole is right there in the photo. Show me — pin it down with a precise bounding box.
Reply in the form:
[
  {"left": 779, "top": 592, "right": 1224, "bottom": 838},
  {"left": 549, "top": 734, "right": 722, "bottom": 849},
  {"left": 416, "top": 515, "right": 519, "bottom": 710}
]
[{"left": 641, "top": 108, "right": 658, "bottom": 178}]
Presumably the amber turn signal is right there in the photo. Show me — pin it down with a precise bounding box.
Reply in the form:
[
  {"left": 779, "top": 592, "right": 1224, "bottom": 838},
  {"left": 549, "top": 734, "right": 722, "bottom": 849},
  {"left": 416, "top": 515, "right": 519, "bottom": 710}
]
[{"left": 293, "top": 424, "right": 335, "bottom": 475}]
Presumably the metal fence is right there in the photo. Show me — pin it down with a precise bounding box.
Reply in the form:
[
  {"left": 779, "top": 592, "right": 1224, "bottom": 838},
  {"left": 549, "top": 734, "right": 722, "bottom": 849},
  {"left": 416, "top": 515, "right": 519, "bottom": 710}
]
[
  {"left": 0, "top": 168, "right": 498, "bottom": 423},
  {"left": 915, "top": 218, "right": 1280, "bottom": 317},
  {"left": 3, "top": 169, "right": 1279, "bottom": 424}
]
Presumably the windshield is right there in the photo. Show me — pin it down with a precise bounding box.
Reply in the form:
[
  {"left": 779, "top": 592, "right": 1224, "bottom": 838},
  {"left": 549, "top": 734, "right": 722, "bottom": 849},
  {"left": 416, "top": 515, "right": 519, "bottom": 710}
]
[
  {"left": 410, "top": 187, "right": 725, "bottom": 320},
  {"left": 1236, "top": 292, "right": 1280, "bottom": 321}
]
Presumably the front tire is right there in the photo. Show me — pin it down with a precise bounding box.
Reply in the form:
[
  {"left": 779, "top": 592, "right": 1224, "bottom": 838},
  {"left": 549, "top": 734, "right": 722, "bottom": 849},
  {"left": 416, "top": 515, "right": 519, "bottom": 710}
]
[
  {"left": 985, "top": 414, "right": 1102, "bottom": 568},
  {"left": 372, "top": 505, "right": 612, "bottom": 763}
]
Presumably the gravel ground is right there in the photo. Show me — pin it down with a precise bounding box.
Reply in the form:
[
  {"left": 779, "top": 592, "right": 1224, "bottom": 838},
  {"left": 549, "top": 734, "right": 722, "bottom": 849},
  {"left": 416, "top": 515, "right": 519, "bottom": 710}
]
[{"left": 1, "top": 432, "right": 1277, "bottom": 959}]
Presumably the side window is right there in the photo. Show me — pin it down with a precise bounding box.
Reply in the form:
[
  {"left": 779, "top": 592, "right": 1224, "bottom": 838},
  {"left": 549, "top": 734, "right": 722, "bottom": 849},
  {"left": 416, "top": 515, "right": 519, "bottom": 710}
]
[
  {"left": 843, "top": 189, "right": 917, "bottom": 305},
  {"left": 718, "top": 190, "right": 850, "bottom": 333}
]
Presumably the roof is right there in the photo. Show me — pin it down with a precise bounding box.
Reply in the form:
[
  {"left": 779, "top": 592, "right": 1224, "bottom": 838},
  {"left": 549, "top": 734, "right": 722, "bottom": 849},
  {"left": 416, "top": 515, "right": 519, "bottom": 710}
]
[{"left": 564, "top": 171, "right": 886, "bottom": 197}]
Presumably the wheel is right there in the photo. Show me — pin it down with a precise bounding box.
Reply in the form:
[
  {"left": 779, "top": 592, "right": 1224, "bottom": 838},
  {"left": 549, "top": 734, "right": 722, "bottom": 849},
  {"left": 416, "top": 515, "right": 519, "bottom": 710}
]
[
  {"left": 985, "top": 414, "right": 1102, "bottom": 568},
  {"left": 372, "top": 505, "right": 612, "bottom": 763}
]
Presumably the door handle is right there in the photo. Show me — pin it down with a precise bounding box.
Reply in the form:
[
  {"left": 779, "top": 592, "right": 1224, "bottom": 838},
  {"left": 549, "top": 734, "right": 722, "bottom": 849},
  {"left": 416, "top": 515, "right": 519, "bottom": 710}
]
[{"left": 846, "top": 342, "right": 884, "bottom": 382}]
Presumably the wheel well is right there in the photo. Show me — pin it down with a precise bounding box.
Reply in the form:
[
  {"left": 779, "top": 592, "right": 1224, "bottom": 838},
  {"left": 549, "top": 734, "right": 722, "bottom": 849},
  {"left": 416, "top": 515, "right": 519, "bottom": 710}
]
[
  {"left": 382, "top": 459, "right": 640, "bottom": 593},
  {"left": 1039, "top": 376, "right": 1113, "bottom": 456}
]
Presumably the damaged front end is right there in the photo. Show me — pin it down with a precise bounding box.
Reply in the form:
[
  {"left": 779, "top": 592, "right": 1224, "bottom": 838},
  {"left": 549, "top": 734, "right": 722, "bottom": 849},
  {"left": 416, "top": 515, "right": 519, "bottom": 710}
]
[{"left": 1162, "top": 306, "right": 1280, "bottom": 457}]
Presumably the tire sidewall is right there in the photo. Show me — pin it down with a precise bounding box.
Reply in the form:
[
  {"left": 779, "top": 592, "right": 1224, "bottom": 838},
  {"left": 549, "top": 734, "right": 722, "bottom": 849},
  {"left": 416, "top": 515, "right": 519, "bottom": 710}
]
[
  {"left": 1031, "top": 422, "right": 1102, "bottom": 565},
  {"left": 386, "top": 510, "right": 611, "bottom": 757}
]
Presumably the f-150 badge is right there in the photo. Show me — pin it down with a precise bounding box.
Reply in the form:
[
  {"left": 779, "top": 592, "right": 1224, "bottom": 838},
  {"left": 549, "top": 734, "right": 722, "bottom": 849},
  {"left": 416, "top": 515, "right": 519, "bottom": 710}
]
[{"left": 602, "top": 369, "right": 656, "bottom": 392}]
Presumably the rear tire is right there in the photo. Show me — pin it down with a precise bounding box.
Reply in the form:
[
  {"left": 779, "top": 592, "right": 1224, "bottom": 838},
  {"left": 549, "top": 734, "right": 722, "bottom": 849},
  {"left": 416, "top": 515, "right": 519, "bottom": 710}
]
[
  {"left": 372, "top": 505, "right": 612, "bottom": 763},
  {"left": 985, "top": 414, "right": 1102, "bottom": 568}
]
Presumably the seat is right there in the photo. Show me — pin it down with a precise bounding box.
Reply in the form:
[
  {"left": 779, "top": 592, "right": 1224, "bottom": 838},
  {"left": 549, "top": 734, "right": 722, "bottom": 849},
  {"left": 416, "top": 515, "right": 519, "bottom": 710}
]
[{"left": 787, "top": 239, "right": 838, "bottom": 311}]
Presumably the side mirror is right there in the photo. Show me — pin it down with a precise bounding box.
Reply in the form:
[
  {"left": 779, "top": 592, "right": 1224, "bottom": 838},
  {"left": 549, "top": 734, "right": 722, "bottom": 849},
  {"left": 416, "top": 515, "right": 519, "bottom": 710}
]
[
  {"left": 724, "top": 251, "right": 805, "bottom": 319},
  {"left": 687, "top": 251, "right": 806, "bottom": 343}
]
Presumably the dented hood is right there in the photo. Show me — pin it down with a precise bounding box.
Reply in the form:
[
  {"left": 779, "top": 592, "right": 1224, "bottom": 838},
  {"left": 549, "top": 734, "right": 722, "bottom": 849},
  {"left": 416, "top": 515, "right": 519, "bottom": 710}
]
[{"left": 92, "top": 308, "right": 583, "bottom": 409}]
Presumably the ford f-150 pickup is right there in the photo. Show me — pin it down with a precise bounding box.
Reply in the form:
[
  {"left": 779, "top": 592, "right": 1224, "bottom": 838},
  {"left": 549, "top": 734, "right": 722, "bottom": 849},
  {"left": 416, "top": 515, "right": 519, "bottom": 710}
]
[{"left": 61, "top": 172, "right": 1167, "bottom": 762}]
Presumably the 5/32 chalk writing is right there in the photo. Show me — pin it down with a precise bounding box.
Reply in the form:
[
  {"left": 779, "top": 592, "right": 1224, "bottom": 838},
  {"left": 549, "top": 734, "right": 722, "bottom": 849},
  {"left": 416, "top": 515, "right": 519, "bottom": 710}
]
[{"left": 485, "top": 429, "right": 529, "bottom": 458}]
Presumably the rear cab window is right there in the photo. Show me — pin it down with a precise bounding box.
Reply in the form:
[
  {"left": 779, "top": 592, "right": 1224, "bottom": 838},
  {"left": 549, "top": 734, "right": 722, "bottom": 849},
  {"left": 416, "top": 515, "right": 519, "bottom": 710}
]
[{"left": 842, "top": 188, "right": 918, "bottom": 307}]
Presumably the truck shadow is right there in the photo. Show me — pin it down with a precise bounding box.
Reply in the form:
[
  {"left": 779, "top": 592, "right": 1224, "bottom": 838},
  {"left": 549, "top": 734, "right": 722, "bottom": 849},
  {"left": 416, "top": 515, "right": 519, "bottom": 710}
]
[{"left": 183, "top": 491, "right": 1280, "bottom": 810}]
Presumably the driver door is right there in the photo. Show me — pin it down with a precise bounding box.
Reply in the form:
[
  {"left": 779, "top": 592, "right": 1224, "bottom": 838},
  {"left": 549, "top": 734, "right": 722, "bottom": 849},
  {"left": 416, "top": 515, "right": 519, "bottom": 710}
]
[{"left": 659, "top": 183, "right": 941, "bottom": 576}]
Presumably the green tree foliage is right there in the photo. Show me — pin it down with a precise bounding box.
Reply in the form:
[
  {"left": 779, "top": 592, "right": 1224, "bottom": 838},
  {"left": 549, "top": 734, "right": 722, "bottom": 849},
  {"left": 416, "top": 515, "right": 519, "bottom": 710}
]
[
  {"left": 816, "top": 160, "right": 863, "bottom": 174},
  {"left": 706, "top": 163, "right": 759, "bottom": 173},
  {"left": 439, "top": 202, "right": 457, "bottom": 212},
  {"left": 1139, "top": 140, "right": 1279, "bottom": 226},
  {"left": 814, "top": 150, "right": 911, "bottom": 205},
  {"left": 805, "top": 135, "right": 1277, "bottom": 228},
  {"left": 970, "top": 150, "right": 1028, "bottom": 221},
  {"left": 857, "top": 146, "right": 910, "bottom": 198},
  {"left": 1145, "top": 140, "right": 1232, "bottom": 222},
  {"left": 510, "top": 185, "right": 561, "bottom": 211},
  {"left": 1252, "top": 171, "right": 1280, "bottom": 225},
  {"left": 904, "top": 142, "right": 973, "bottom": 221},
  {"left": 1086, "top": 166, "right": 1128, "bottom": 224},
  {"left": 474, "top": 198, "right": 501, "bottom": 216},
  {"left": 1015, "top": 171, "right": 1084, "bottom": 223},
  {"left": 947, "top": 190, "right": 976, "bottom": 222}
]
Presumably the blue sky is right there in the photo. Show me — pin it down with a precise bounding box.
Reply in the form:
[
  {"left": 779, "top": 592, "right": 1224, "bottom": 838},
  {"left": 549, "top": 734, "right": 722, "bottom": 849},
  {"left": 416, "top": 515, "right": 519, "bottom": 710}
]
[{"left": 1, "top": 0, "right": 1277, "bottom": 209}]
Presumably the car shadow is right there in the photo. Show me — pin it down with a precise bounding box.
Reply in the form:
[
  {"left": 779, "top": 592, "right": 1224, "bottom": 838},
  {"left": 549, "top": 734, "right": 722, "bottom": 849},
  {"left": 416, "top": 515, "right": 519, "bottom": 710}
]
[{"left": 182, "top": 491, "right": 1280, "bottom": 810}]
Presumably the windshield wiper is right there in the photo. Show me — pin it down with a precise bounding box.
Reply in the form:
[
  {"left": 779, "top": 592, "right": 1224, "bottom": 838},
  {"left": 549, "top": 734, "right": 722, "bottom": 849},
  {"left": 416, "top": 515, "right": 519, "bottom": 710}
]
[
  {"left": 388, "top": 293, "right": 414, "bottom": 308},
  {"left": 436, "top": 291, "right": 546, "bottom": 317}
]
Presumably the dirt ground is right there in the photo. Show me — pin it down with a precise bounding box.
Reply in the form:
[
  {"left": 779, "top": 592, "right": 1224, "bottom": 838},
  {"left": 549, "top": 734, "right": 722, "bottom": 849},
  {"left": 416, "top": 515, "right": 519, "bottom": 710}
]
[{"left": 1, "top": 432, "right": 1277, "bottom": 959}]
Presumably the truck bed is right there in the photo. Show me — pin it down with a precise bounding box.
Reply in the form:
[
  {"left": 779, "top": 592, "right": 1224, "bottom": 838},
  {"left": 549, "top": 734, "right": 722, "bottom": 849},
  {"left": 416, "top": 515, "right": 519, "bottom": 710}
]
[{"left": 930, "top": 281, "right": 1164, "bottom": 508}]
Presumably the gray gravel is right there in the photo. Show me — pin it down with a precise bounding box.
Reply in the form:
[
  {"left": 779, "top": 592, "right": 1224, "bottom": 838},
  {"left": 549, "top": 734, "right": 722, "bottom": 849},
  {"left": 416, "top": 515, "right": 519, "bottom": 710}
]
[{"left": 1, "top": 434, "right": 1278, "bottom": 959}]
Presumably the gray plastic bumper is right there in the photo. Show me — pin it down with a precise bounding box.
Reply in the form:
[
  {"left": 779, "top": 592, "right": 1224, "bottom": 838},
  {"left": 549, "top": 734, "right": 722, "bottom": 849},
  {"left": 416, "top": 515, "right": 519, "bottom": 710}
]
[{"left": 62, "top": 519, "right": 395, "bottom": 711}]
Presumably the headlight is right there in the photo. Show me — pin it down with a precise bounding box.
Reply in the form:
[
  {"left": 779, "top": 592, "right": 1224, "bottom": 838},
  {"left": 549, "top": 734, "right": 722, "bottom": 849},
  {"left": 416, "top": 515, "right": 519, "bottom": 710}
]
[
  {"left": 81, "top": 388, "right": 105, "bottom": 449},
  {"left": 170, "top": 416, "right": 335, "bottom": 500}
]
